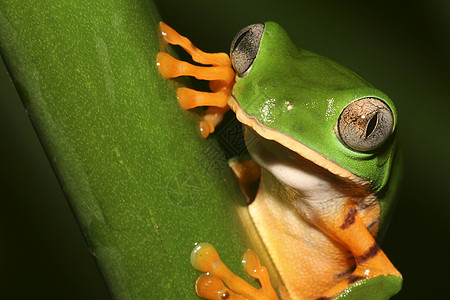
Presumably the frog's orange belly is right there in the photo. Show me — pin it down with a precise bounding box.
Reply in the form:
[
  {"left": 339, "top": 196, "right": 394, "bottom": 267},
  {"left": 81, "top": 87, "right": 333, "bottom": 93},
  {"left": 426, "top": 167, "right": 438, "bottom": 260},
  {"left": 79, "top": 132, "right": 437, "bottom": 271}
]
[{"left": 249, "top": 192, "right": 356, "bottom": 300}]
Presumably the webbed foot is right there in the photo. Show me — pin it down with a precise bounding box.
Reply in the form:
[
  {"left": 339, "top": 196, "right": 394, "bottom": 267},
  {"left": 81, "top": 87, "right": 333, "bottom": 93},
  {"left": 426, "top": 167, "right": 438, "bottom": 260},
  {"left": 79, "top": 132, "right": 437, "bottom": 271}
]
[
  {"left": 156, "top": 22, "right": 235, "bottom": 138},
  {"left": 191, "top": 243, "right": 279, "bottom": 300}
]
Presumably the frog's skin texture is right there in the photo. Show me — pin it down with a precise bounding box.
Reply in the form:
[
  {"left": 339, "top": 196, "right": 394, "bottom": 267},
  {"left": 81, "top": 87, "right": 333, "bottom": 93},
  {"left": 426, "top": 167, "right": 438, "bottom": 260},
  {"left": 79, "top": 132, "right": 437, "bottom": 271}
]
[{"left": 157, "top": 22, "right": 402, "bottom": 300}]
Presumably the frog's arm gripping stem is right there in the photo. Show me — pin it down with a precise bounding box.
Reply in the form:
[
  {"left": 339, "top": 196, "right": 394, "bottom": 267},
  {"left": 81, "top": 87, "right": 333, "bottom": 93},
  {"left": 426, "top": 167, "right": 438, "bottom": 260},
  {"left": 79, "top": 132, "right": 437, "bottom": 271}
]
[{"left": 156, "top": 22, "right": 235, "bottom": 138}]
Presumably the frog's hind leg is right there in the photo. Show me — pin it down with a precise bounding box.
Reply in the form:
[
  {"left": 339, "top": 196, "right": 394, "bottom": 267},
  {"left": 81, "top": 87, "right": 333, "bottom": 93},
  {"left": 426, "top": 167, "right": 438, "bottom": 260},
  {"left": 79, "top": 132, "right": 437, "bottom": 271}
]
[
  {"left": 156, "top": 22, "right": 235, "bottom": 137},
  {"left": 191, "top": 243, "right": 278, "bottom": 300},
  {"left": 318, "top": 204, "right": 402, "bottom": 299}
]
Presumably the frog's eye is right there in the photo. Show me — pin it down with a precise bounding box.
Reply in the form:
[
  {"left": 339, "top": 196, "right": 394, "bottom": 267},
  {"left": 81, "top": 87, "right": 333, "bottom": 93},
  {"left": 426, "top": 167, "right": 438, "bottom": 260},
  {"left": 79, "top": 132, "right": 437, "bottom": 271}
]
[
  {"left": 336, "top": 98, "right": 394, "bottom": 151},
  {"left": 230, "top": 23, "right": 264, "bottom": 77}
]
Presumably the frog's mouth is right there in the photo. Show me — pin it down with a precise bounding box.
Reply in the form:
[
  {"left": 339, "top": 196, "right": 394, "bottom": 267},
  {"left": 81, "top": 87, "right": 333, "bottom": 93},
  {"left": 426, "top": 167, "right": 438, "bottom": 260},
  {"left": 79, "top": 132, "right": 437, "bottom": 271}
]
[{"left": 228, "top": 95, "right": 367, "bottom": 186}]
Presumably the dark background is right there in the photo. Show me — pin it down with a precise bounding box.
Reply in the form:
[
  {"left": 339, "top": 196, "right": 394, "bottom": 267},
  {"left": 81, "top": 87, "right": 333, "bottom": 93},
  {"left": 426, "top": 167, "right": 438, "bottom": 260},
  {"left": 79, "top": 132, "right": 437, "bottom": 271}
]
[{"left": 1, "top": 0, "right": 448, "bottom": 299}]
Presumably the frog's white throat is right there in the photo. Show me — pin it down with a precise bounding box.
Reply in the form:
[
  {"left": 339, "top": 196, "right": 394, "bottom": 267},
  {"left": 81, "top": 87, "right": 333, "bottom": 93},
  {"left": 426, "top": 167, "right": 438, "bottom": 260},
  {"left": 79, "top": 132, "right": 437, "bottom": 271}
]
[{"left": 244, "top": 126, "right": 365, "bottom": 203}]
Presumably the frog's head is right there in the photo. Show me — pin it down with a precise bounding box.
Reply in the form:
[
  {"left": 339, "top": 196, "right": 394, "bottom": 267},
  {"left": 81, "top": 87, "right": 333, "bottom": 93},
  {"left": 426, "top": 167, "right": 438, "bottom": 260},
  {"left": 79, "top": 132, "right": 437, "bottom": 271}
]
[{"left": 228, "top": 22, "right": 399, "bottom": 198}]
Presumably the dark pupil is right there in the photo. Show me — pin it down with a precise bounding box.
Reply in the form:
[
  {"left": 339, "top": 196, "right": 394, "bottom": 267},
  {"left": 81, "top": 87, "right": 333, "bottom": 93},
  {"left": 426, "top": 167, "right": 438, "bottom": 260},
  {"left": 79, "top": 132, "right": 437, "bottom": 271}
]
[
  {"left": 365, "top": 113, "right": 378, "bottom": 138},
  {"left": 233, "top": 30, "right": 250, "bottom": 52}
]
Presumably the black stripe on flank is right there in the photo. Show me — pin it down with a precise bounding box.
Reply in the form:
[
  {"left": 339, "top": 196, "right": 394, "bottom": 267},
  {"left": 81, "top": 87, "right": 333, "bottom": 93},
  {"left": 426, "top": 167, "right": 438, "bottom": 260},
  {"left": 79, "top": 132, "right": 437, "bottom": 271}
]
[
  {"left": 366, "top": 218, "right": 380, "bottom": 232},
  {"left": 347, "top": 274, "right": 366, "bottom": 284},
  {"left": 356, "top": 243, "right": 381, "bottom": 264},
  {"left": 340, "top": 206, "right": 357, "bottom": 230},
  {"left": 333, "top": 266, "right": 355, "bottom": 279}
]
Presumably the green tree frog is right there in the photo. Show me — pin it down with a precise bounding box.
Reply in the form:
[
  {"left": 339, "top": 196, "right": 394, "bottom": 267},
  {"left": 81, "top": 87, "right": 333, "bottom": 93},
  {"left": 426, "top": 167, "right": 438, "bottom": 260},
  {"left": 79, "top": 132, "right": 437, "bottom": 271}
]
[{"left": 157, "top": 21, "right": 402, "bottom": 300}]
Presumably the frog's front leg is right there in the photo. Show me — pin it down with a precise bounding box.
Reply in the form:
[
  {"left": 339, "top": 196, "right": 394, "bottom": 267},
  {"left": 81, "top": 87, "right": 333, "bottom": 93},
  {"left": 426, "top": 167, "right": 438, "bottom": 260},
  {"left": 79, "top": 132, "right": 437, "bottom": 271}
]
[
  {"left": 317, "top": 204, "right": 402, "bottom": 299},
  {"left": 156, "top": 22, "right": 235, "bottom": 138},
  {"left": 191, "top": 243, "right": 279, "bottom": 300}
]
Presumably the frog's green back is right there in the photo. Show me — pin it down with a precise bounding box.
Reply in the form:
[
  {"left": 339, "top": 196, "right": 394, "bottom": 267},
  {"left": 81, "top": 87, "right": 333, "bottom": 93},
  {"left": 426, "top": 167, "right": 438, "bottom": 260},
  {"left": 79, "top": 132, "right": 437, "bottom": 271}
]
[{"left": 232, "top": 21, "right": 400, "bottom": 235}]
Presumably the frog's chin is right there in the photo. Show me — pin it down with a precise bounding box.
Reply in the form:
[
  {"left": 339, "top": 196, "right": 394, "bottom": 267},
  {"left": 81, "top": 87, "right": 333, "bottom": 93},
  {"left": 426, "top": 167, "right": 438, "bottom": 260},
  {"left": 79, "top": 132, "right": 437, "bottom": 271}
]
[{"left": 228, "top": 95, "right": 367, "bottom": 186}]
